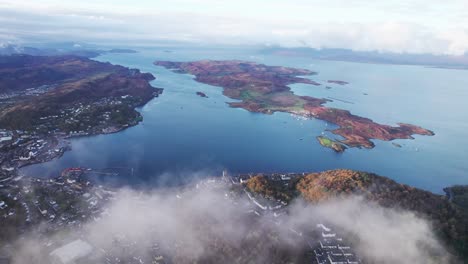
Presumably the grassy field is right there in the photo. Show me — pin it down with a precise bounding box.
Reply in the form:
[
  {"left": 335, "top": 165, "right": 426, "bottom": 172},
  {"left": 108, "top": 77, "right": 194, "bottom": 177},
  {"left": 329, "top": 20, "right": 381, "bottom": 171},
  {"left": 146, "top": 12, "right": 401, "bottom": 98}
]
[
  {"left": 317, "top": 136, "right": 347, "bottom": 153},
  {"left": 317, "top": 136, "right": 334, "bottom": 147}
]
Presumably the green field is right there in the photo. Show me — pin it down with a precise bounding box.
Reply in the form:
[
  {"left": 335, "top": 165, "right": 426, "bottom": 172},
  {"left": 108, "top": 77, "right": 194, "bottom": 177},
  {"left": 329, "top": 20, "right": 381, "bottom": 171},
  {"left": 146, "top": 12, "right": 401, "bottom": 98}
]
[{"left": 316, "top": 136, "right": 347, "bottom": 153}]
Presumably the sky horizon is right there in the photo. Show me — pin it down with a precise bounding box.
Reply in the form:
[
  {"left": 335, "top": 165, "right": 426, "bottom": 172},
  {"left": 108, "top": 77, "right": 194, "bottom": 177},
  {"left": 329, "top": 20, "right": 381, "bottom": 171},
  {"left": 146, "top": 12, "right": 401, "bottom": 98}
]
[{"left": 1, "top": 0, "right": 467, "bottom": 55}]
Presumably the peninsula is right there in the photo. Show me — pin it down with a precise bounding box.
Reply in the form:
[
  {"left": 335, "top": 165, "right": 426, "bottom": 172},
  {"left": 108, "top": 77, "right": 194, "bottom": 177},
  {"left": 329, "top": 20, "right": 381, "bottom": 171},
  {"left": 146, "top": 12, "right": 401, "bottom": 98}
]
[
  {"left": 154, "top": 60, "right": 434, "bottom": 150},
  {"left": 0, "top": 54, "right": 162, "bottom": 178}
]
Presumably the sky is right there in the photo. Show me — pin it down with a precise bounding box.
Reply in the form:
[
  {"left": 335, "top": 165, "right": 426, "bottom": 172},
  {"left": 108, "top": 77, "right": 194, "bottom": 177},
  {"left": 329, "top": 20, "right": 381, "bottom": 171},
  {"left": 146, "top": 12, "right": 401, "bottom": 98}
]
[{"left": 0, "top": 0, "right": 468, "bottom": 54}]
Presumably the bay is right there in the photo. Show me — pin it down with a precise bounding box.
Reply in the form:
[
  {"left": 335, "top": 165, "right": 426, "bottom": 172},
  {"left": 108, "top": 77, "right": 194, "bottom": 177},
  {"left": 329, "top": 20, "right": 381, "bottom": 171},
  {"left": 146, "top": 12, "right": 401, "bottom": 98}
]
[{"left": 20, "top": 46, "right": 468, "bottom": 193}]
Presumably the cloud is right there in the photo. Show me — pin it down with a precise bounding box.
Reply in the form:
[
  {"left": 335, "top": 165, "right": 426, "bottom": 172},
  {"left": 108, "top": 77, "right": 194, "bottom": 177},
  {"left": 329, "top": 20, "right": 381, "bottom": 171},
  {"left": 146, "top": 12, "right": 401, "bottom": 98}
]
[
  {"left": 10, "top": 182, "right": 452, "bottom": 263},
  {"left": 288, "top": 197, "right": 451, "bottom": 263},
  {"left": 0, "top": 0, "right": 467, "bottom": 54}
]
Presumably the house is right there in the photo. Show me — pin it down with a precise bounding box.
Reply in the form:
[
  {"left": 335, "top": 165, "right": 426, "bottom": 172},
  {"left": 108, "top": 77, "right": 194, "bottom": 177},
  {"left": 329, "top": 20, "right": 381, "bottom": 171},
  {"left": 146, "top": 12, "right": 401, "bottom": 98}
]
[
  {"left": 1, "top": 167, "right": 14, "bottom": 172},
  {"left": 314, "top": 248, "right": 329, "bottom": 264},
  {"left": 317, "top": 223, "right": 331, "bottom": 232},
  {"left": 0, "top": 136, "right": 12, "bottom": 143},
  {"left": 19, "top": 152, "right": 33, "bottom": 161},
  {"left": 322, "top": 231, "right": 337, "bottom": 238},
  {"left": 320, "top": 238, "right": 338, "bottom": 249},
  {"left": 328, "top": 252, "right": 348, "bottom": 264}
]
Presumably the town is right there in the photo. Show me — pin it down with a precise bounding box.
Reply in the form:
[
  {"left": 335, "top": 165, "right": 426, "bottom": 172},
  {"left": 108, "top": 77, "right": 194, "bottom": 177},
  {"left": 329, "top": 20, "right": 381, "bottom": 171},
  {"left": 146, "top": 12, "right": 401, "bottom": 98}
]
[
  {"left": 0, "top": 168, "right": 362, "bottom": 264},
  {"left": 0, "top": 54, "right": 163, "bottom": 189},
  {"left": 0, "top": 91, "right": 162, "bottom": 181},
  {"left": 226, "top": 172, "right": 361, "bottom": 264}
]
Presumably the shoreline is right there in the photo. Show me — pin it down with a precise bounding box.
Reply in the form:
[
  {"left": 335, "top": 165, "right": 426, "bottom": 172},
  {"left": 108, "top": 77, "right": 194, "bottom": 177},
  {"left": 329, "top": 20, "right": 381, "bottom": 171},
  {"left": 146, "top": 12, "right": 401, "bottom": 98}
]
[
  {"left": 0, "top": 54, "right": 163, "bottom": 182},
  {"left": 154, "top": 60, "right": 435, "bottom": 150},
  {"left": 15, "top": 92, "right": 162, "bottom": 177}
]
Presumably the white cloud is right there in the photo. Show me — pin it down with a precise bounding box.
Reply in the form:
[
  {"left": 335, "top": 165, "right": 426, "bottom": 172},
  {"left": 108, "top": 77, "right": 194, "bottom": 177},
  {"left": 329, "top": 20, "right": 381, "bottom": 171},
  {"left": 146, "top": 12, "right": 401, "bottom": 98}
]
[
  {"left": 10, "top": 186, "right": 452, "bottom": 263},
  {"left": 0, "top": 0, "right": 467, "bottom": 54}
]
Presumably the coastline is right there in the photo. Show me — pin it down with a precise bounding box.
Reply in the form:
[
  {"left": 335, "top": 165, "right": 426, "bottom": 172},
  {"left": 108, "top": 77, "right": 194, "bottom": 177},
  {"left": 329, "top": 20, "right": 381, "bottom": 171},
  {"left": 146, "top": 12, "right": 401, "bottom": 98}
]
[
  {"left": 15, "top": 89, "right": 163, "bottom": 175},
  {"left": 154, "top": 60, "right": 435, "bottom": 151},
  {"left": 0, "top": 54, "right": 163, "bottom": 181}
]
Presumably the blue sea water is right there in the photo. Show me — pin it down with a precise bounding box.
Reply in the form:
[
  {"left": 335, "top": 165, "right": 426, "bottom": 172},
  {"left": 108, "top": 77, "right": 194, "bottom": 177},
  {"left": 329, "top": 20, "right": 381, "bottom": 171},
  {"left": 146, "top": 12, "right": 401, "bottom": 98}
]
[{"left": 21, "top": 46, "right": 468, "bottom": 193}]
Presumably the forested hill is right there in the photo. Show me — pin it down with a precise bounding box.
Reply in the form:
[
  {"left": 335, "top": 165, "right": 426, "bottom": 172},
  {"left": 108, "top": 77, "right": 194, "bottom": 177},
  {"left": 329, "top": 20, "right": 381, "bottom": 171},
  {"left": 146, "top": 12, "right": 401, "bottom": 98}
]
[{"left": 245, "top": 169, "right": 468, "bottom": 261}]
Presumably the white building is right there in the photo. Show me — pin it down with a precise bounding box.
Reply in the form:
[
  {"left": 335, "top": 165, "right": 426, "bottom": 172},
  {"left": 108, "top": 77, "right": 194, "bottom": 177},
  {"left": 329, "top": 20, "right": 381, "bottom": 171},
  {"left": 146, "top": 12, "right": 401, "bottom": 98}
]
[
  {"left": 0, "top": 136, "right": 12, "bottom": 143},
  {"left": 50, "top": 239, "right": 93, "bottom": 264},
  {"left": 2, "top": 167, "right": 14, "bottom": 172}
]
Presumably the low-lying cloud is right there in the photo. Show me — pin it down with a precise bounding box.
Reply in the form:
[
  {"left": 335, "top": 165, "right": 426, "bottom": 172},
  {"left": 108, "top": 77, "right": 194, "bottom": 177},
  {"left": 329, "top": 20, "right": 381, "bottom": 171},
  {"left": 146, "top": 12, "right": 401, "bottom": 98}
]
[
  {"left": 11, "top": 183, "right": 453, "bottom": 263},
  {"left": 287, "top": 197, "right": 451, "bottom": 263}
]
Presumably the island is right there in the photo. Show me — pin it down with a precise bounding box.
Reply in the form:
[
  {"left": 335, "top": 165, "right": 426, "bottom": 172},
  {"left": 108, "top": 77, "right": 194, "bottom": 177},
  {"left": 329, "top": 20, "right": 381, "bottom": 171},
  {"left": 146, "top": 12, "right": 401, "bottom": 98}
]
[
  {"left": 196, "top": 91, "right": 208, "bottom": 98},
  {"left": 155, "top": 60, "right": 434, "bottom": 150},
  {"left": 316, "top": 136, "right": 347, "bottom": 153},
  {"left": 328, "top": 80, "right": 349, "bottom": 85},
  {"left": 0, "top": 54, "right": 162, "bottom": 177},
  {"left": 106, "top": 48, "right": 138, "bottom": 54}
]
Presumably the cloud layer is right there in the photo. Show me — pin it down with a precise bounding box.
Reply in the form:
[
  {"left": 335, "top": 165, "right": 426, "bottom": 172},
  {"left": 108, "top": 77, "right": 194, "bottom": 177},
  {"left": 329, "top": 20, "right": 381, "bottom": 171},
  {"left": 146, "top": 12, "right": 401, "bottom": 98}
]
[
  {"left": 11, "top": 185, "right": 452, "bottom": 263},
  {"left": 0, "top": 0, "right": 467, "bottom": 55}
]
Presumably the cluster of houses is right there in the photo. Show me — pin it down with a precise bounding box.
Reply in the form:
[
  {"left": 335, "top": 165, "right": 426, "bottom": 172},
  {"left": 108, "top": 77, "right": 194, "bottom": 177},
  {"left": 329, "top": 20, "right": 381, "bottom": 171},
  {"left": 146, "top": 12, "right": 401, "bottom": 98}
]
[
  {"left": 0, "top": 129, "right": 70, "bottom": 181},
  {"left": 0, "top": 84, "right": 55, "bottom": 102},
  {"left": 1, "top": 170, "right": 363, "bottom": 263},
  {"left": 0, "top": 168, "right": 113, "bottom": 261},
  {"left": 313, "top": 224, "right": 360, "bottom": 264},
  {"left": 0, "top": 131, "right": 12, "bottom": 144},
  {"left": 224, "top": 171, "right": 362, "bottom": 264},
  {"left": 0, "top": 166, "right": 168, "bottom": 264}
]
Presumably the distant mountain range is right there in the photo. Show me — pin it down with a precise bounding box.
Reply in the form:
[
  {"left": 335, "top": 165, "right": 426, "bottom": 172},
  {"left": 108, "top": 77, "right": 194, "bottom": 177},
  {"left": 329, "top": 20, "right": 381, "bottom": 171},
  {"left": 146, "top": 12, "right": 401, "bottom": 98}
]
[
  {"left": 0, "top": 43, "right": 137, "bottom": 58},
  {"left": 260, "top": 46, "right": 468, "bottom": 69},
  {"left": 4, "top": 42, "right": 468, "bottom": 69}
]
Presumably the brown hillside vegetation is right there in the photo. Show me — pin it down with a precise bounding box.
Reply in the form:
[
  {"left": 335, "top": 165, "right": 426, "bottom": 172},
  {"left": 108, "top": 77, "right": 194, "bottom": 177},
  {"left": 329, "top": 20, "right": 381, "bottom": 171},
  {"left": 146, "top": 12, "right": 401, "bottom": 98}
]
[
  {"left": 246, "top": 169, "right": 468, "bottom": 261},
  {"left": 155, "top": 60, "right": 434, "bottom": 150},
  {"left": 245, "top": 174, "right": 293, "bottom": 202},
  {"left": 0, "top": 55, "right": 161, "bottom": 131}
]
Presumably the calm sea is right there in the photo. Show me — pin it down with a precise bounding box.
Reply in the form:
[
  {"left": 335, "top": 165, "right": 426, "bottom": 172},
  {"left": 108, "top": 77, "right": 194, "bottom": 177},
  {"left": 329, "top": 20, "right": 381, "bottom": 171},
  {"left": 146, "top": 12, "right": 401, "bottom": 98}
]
[{"left": 20, "top": 46, "right": 468, "bottom": 193}]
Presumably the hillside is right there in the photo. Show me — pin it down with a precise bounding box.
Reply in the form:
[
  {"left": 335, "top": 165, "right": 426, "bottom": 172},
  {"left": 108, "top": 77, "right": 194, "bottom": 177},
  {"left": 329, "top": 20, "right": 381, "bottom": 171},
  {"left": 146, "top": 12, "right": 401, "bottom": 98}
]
[
  {"left": 0, "top": 55, "right": 162, "bottom": 132},
  {"left": 444, "top": 186, "right": 468, "bottom": 211},
  {"left": 155, "top": 60, "right": 434, "bottom": 150},
  {"left": 245, "top": 169, "right": 468, "bottom": 261}
]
